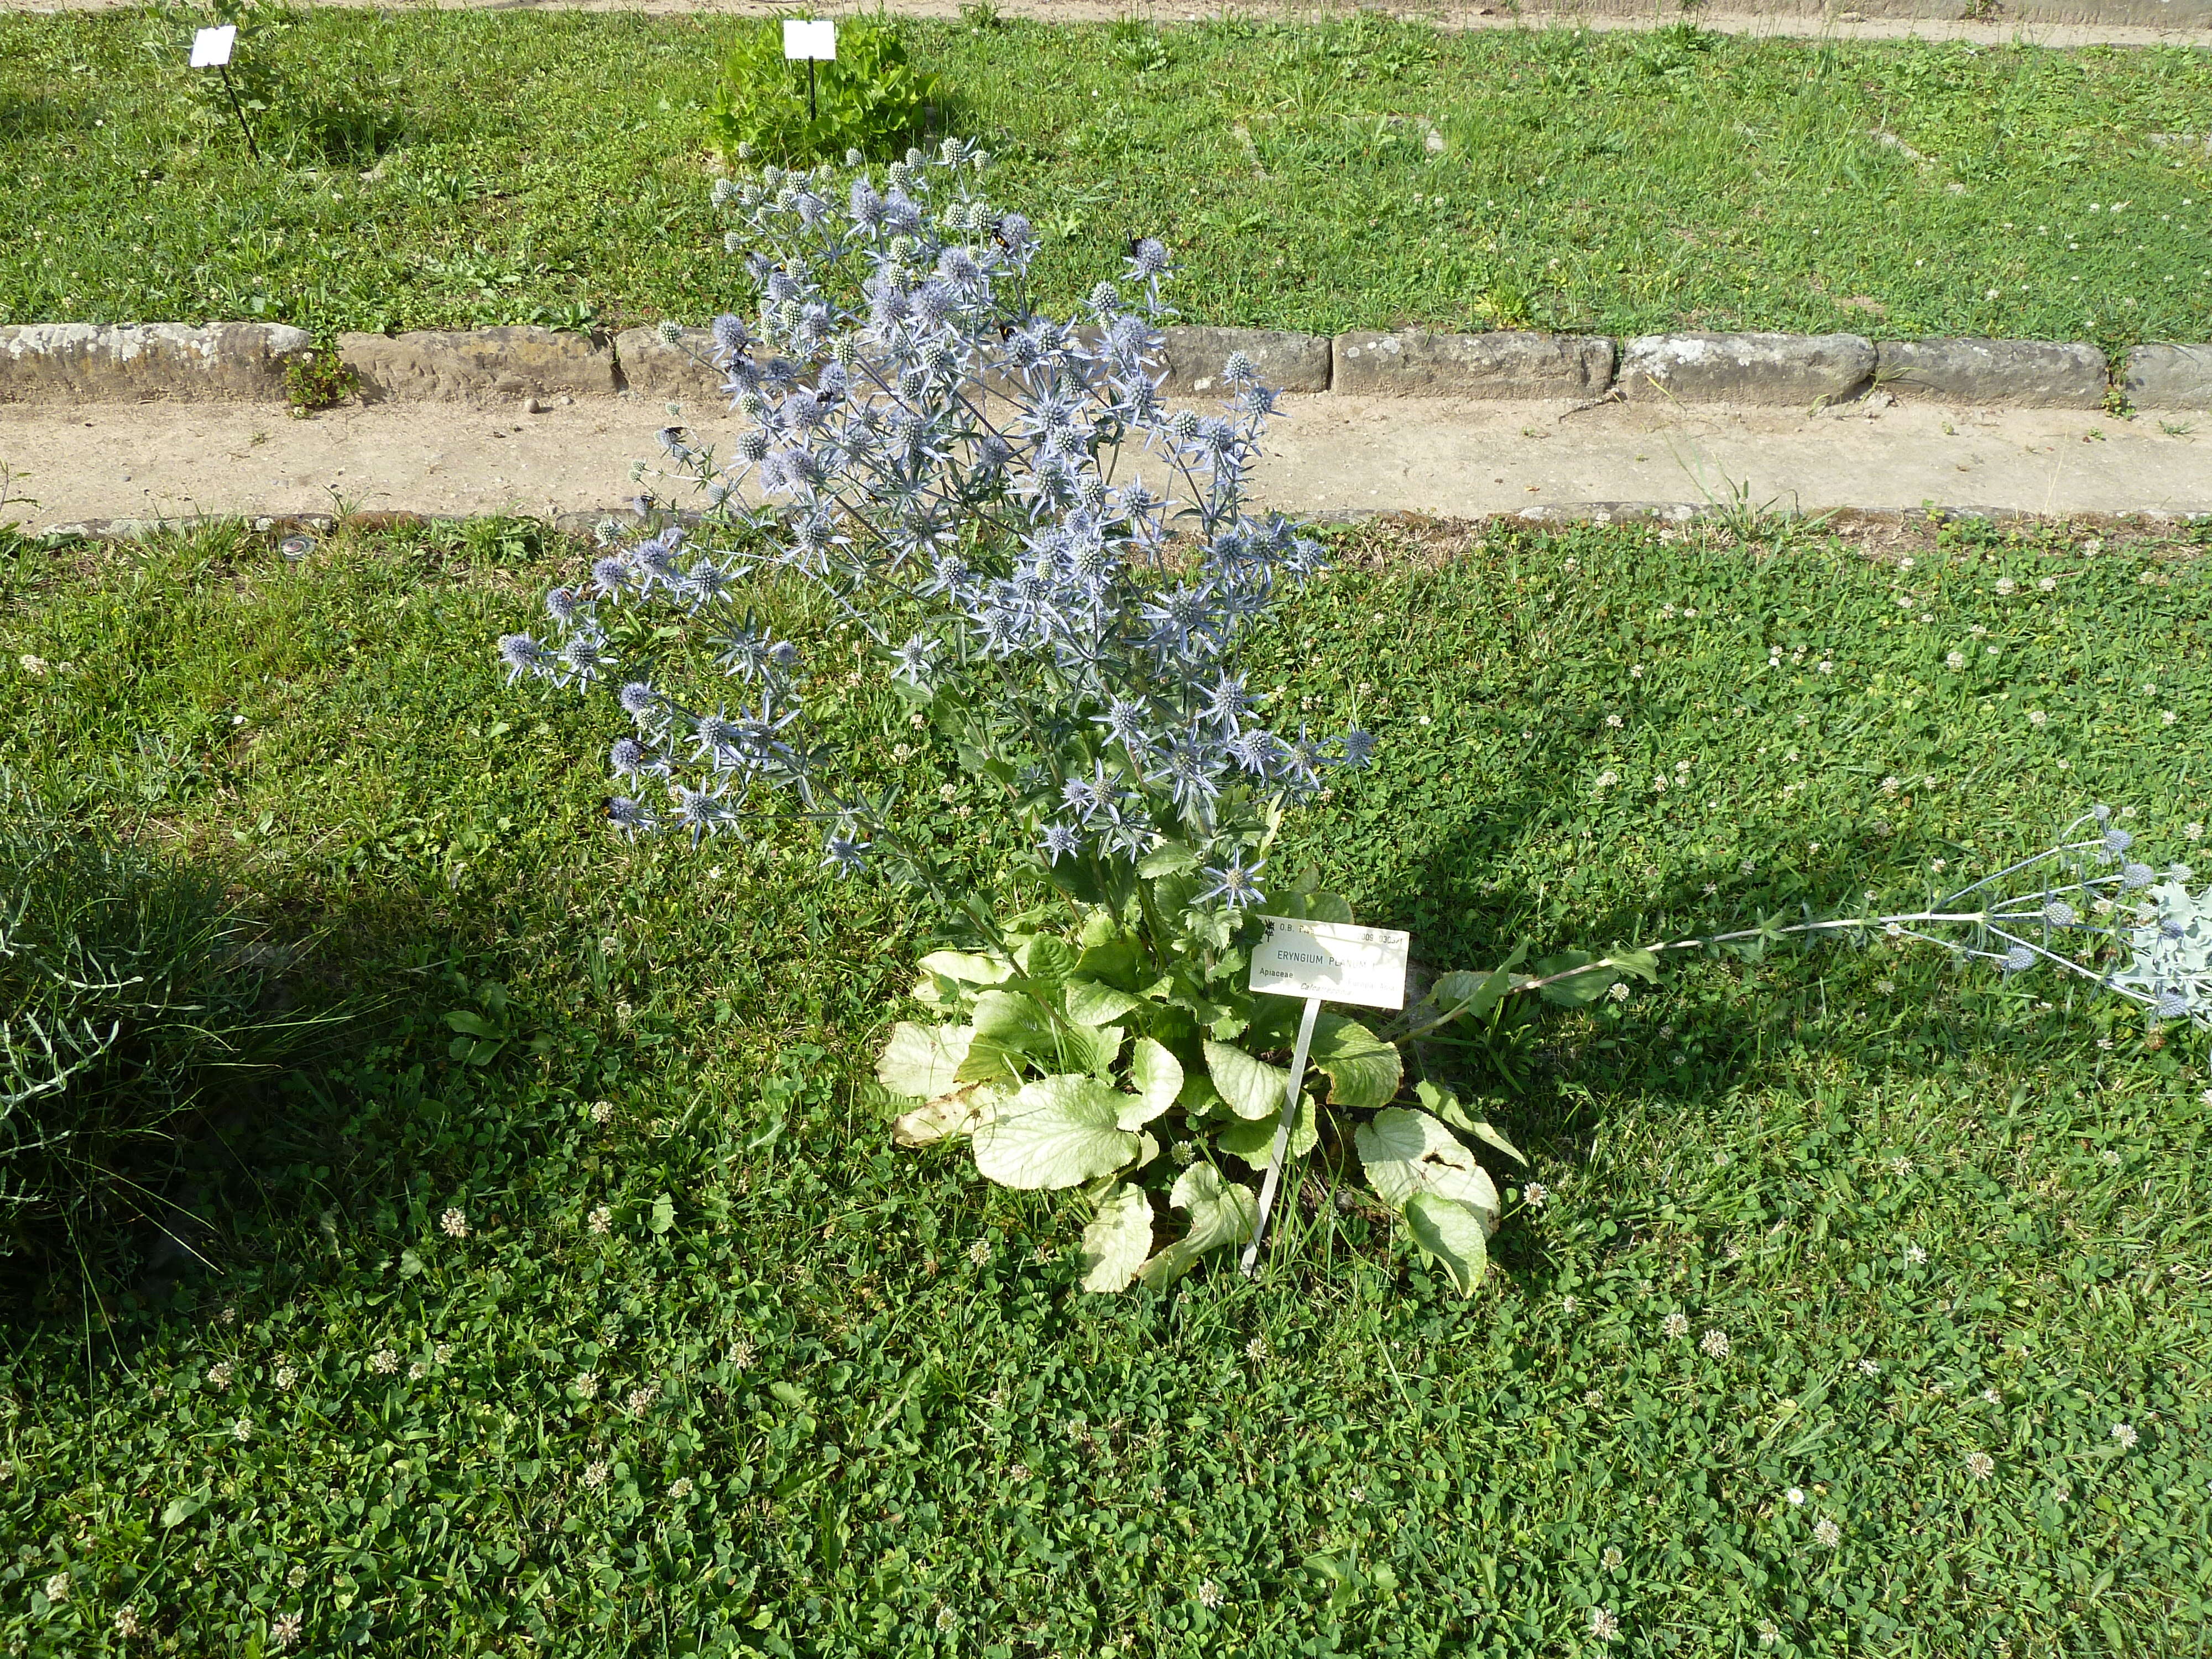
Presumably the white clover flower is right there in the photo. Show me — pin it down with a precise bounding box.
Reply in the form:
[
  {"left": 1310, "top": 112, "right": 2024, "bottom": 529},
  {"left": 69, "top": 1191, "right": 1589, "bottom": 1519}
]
[
  {"left": 440, "top": 1207, "right": 470, "bottom": 1239},
  {"left": 669, "top": 1476, "right": 695, "bottom": 1500},
  {"left": 1965, "top": 1451, "right": 1995, "bottom": 1480},
  {"left": 573, "top": 1372, "right": 599, "bottom": 1400},
  {"left": 368, "top": 1349, "right": 399, "bottom": 1375},
  {"left": 591, "top": 1099, "right": 615, "bottom": 1125},
  {"left": 1196, "top": 1580, "right": 1224, "bottom": 1609},
  {"left": 1813, "top": 1515, "right": 1842, "bottom": 1548},
  {"left": 43, "top": 1572, "right": 69, "bottom": 1604},
  {"left": 234, "top": 1416, "right": 254, "bottom": 1442},
  {"left": 1700, "top": 1328, "right": 1731, "bottom": 1359},
  {"left": 587, "top": 1205, "right": 613, "bottom": 1235},
  {"left": 1905, "top": 1244, "right": 1928, "bottom": 1265},
  {"left": 1589, "top": 1606, "right": 1620, "bottom": 1641},
  {"left": 582, "top": 1459, "right": 609, "bottom": 1489},
  {"left": 272, "top": 1611, "right": 303, "bottom": 1648},
  {"left": 1662, "top": 1312, "right": 1691, "bottom": 1340},
  {"left": 206, "top": 1361, "right": 234, "bottom": 1389},
  {"left": 2112, "top": 1422, "right": 2139, "bottom": 1449},
  {"left": 1522, "top": 1182, "right": 1549, "bottom": 1211}
]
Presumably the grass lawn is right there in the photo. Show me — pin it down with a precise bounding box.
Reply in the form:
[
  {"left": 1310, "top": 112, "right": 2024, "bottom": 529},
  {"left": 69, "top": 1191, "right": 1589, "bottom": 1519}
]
[
  {"left": 0, "top": 505, "right": 2208, "bottom": 1656},
  {"left": 3, "top": 11, "right": 2211, "bottom": 351}
]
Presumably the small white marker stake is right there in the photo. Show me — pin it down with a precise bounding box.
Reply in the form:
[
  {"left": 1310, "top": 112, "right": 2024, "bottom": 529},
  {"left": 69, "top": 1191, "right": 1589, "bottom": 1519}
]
[
  {"left": 1239, "top": 917, "right": 1410, "bottom": 1274},
  {"left": 190, "top": 25, "right": 260, "bottom": 162},
  {"left": 781, "top": 19, "right": 837, "bottom": 122}
]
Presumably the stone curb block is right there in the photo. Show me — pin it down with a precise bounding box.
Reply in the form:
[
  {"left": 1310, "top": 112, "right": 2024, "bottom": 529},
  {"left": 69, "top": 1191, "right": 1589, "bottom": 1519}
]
[
  {"left": 1333, "top": 330, "right": 1614, "bottom": 399},
  {"left": 1875, "top": 338, "right": 2106, "bottom": 408},
  {"left": 1620, "top": 332, "right": 1875, "bottom": 405},
  {"left": 614, "top": 326, "right": 728, "bottom": 405},
  {"left": 338, "top": 327, "right": 615, "bottom": 404},
  {"left": 2123, "top": 345, "right": 2212, "bottom": 410},
  {"left": 0, "top": 323, "right": 313, "bottom": 403},
  {"left": 1161, "top": 327, "right": 1332, "bottom": 397}
]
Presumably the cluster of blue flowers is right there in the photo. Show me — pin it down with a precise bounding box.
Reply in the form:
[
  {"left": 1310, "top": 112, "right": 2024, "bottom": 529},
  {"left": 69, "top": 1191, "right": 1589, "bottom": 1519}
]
[{"left": 500, "top": 140, "right": 1371, "bottom": 906}]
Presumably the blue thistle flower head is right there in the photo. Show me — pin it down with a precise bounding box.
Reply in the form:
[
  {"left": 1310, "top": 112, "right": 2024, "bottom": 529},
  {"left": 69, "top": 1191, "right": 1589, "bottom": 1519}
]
[
  {"left": 606, "top": 795, "right": 657, "bottom": 841},
  {"left": 1198, "top": 852, "right": 1266, "bottom": 911},
  {"left": 497, "top": 633, "right": 550, "bottom": 684},
  {"left": 1339, "top": 729, "right": 1379, "bottom": 770},
  {"left": 2105, "top": 828, "right": 2135, "bottom": 854},
  {"left": 2043, "top": 900, "right": 2078, "bottom": 926},
  {"left": 2121, "top": 861, "right": 2157, "bottom": 891},
  {"left": 1128, "top": 237, "right": 1172, "bottom": 280},
  {"left": 2002, "top": 945, "right": 2036, "bottom": 974},
  {"left": 1037, "top": 821, "right": 1083, "bottom": 865},
  {"left": 2156, "top": 989, "right": 2192, "bottom": 1019},
  {"left": 821, "top": 830, "right": 870, "bottom": 875}
]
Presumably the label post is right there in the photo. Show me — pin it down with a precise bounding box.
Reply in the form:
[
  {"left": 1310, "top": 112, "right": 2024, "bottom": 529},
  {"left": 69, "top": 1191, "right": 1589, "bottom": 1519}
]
[{"left": 1239, "top": 916, "right": 1409, "bottom": 1273}]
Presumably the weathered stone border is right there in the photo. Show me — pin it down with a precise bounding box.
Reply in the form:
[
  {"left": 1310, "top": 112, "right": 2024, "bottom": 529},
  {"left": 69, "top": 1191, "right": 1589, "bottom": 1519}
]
[
  {"left": 5, "top": 322, "right": 2211, "bottom": 410},
  {"left": 30, "top": 501, "right": 2211, "bottom": 545}
]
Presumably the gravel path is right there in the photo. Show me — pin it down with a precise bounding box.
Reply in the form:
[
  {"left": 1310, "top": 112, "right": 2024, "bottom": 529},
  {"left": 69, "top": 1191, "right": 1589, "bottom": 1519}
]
[
  {"left": 1, "top": 0, "right": 2207, "bottom": 46},
  {"left": 6, "top": 392, "right": 2206, "bottom": 534}
]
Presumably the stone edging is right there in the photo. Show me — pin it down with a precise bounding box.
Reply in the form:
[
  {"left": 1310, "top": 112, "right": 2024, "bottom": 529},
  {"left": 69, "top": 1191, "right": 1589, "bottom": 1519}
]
[
  {"left": 29, "top": 502, "right": 2212, "bottom": 545},
  {"left": 4, "top": 321, "right": 2210, "bottom": 411}
]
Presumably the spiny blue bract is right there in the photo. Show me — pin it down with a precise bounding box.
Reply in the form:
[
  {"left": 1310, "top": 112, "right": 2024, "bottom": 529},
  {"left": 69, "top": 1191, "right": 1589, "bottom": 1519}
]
[{"left": 502, "top": 139, "right": 1371, "bottom": 900}]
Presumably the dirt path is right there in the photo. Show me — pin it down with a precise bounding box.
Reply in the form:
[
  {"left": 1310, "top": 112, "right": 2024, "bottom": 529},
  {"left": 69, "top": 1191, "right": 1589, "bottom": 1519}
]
[
  {"left": 6, "top": 393, "right": 2206, "bottom": 534},
  {"left": 2, "top": 0, "right": 2208, "bottom": 46}
]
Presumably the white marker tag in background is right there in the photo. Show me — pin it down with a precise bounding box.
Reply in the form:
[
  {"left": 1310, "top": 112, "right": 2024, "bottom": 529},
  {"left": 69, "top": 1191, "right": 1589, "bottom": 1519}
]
[
  {"left": 189, "top": 25, "right": 236, "bottom": 67},
  {"left": 1250, "top": 917, "right": 1409, "bottom": 1011},
  {"left": 782, "top": 19, "right": 837, "bottom": 60}
]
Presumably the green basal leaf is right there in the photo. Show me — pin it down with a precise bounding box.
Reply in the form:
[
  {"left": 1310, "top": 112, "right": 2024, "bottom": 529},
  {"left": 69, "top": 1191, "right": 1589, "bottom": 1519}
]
[
  {"left": 1128, "top": 1036, "right": 1183, "bottom": 1121},
  {"left": 1062, "top": 1019, "right": 1125, "bottom": 1079},
  {"left": 971, "top": 988, "right": 1055, "bottom": 1061},
  {"left": 1078, "top": 1181, "right": 1155, "bottom": 1293},
  {"left": 1204, "top": 1040, "right": 1291, "bottom": 1121},
  {"left": 1136, "top": 1162, "right": 1258, "bottom": 1290},
  {"left": 972, "top": 1074, "right": 1139, "bottom": 1190},
  {"left": 875, "top": 1021, "right": 974, "bottom": 1099},
  {"left": 1174, "top": 1068, "right": 1225, "bottom": 1119},
  {"left": 1064, "top": 977, "right": 1144, "bottom": 1028},
  {"left": 1353, "top": 1107, "right": 1501, "bottom": 1232},
  {"left": 1404, "top": 1191, "right": 1489, "bottom": 1295},
  {"left": 954, "top": 1036, "right": 1024, "bottom": 1088},
  {"left": 1215, "top": 1092, "right": 1318, "bottom": 1168},
  {"left": 1310, "top": 1014, "right": 1401, "bottom": 1109},
  {"left": 914, "top": 950, "right": 1014, "bottom": 995},
  {"left": 1138, "top": 842, "right": 1203, "bottom": 878},
  {"left": 1016, "top": 933, "right": 1079, "bottom": 985},
  {"left": 1076, "top": 930, "right": 1149, "bottom": 992},
  {"left": 890, "top": 1081, "right": 1000, "bottom": 1147}
]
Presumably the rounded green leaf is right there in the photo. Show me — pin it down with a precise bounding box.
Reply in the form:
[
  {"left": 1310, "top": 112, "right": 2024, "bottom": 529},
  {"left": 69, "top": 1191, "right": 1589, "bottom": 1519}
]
[
  {"left": 972, "top": 1075, "right": 1139, "bottom": 1190},
  {"left": 1310, "top": 1014, "right": 1402, "bottom": 1109},
  {"left": 1136, "top": 1163, "right": 1258, "bottom": 1289},
  {"left": 1125, "top": 1037, "right": 1183, "bottom": 1126},
  {"left": 1404, "top": 1191, "right": 1489, "bottom": 1296},
  {"left": 1204, "top": 1040, "right": 1290, "bottom": 1121},
  {"left": 1078, "top": 1182, "right": 1155, "bottom": 1293},
  {"left": 1354, "top": 1108, "right": 1501, "bottom": 1232},
  {"left": 1215, "top": 1092, "right": 1318, "bottom": 1168},
  {"left": 875, "top": 1022, "right": 974, "bottom": 1099}
]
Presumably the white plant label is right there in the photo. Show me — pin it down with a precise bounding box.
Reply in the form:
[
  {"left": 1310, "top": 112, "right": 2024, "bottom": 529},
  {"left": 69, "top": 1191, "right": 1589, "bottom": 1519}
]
[
  {"left": 189, "top": 25, "right": 236, "bottom": 67},
  {"left": 782, "top": 19, "right": 837, "bottom": 60},
  {"left": 1249, "top": 917, "right": 1409, "bottom": 1010}
]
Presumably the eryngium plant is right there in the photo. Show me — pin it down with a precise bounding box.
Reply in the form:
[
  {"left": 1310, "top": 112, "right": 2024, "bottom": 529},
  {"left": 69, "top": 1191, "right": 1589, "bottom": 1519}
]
[{"left": 497, "top": 140, "right": 1561, "bottom": 1294}]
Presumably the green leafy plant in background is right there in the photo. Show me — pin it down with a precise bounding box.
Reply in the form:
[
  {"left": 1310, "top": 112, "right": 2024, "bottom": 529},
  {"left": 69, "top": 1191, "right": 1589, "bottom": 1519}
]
[{"left": 706, "top": 16, "right": 940, "bottom": 167}]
